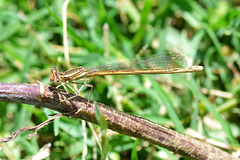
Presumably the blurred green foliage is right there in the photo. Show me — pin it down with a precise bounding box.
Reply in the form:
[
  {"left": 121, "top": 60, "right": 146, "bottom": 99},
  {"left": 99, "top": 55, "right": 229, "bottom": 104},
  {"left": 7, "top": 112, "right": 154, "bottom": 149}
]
[{"left": 0, "top": 0, "right": 240, "bottom": 159}]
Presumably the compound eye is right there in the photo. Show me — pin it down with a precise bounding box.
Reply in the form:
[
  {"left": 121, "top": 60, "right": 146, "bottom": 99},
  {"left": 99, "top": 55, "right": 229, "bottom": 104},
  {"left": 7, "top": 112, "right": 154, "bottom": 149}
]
[{"left": 51, "top": 67, "right": 58, "bottom": 73}]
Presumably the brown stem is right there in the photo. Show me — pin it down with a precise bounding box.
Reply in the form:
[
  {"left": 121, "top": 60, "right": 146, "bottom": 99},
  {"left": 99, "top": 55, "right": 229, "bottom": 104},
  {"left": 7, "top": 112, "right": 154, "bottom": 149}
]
[{"left": 0, "top": 82, "right": 238, "bottom": 160}]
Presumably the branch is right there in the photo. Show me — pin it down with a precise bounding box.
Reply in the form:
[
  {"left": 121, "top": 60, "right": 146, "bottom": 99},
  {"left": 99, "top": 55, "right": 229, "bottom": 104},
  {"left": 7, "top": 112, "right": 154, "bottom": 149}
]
[{"left": 0, "top": 82, "right": 237, "bottom": 160}]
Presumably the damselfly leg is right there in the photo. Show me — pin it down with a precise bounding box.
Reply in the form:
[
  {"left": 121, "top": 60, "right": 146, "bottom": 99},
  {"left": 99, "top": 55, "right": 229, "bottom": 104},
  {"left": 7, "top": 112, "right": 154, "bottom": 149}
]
[
  {"left": 58, "top": 79, "right": 93, "bottom": 105},
  {"left": 49, "top": 67, "right": 93, "bottom": 106}
]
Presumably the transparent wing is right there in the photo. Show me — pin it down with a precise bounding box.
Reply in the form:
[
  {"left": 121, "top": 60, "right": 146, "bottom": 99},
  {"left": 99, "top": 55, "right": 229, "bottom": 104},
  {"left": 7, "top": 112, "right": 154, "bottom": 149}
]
[{"left": 86, "top": 52, "right": 188, "bottom": 73}]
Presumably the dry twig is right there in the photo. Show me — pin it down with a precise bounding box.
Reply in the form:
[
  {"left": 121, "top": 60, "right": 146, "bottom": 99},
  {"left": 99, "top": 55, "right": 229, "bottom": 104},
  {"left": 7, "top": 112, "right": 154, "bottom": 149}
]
[{"left": 0, "top": 82, "right": 238, "bottom": 160}]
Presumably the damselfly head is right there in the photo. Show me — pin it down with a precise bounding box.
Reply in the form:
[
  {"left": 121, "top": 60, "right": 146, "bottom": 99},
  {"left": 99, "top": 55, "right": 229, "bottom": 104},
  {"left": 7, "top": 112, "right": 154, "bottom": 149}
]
[{"left": 49, "top": 67, "right": 61, "bottom": 85}]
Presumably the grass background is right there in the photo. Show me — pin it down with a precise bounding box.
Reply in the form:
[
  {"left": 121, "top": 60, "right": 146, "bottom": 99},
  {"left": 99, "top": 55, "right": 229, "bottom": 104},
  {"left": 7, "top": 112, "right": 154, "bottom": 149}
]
[{"left": 0, "top": 0, "right": 240, "bottom": 159}]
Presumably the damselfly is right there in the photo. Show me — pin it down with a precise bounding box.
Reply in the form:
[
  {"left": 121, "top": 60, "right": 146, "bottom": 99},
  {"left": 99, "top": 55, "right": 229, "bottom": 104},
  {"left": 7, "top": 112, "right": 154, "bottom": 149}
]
[{"left": 49, "top": 52, "right": 203, "bottom": 102}]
